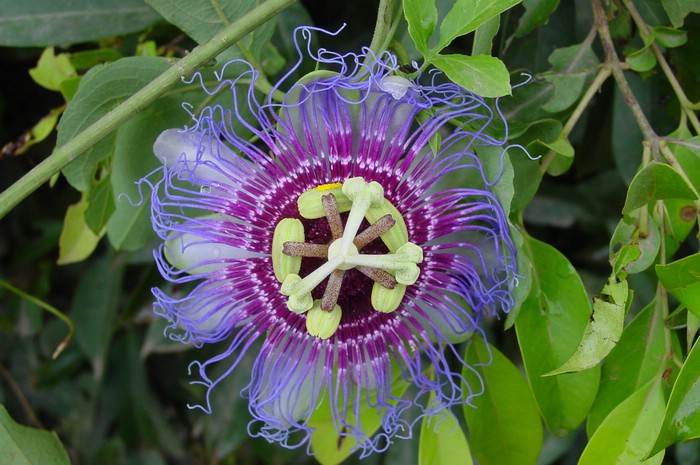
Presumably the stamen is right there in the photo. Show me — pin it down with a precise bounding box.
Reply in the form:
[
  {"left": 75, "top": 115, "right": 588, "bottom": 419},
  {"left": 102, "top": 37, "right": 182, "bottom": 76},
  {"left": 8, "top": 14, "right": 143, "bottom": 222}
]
[
  {"left": 276, "top": 176, "right": 423, "bottom": 327},
  {"left": 321, "top": 269, "right": 345, "bottom": 311},
  {"left": 343, "top": 242, "right": 423, "bottom": 285},
  {"left": 272, "top": 218, "right": 304, "bottom": 282},
  {"left": 371, "top": 282, "right": 406, "bottom": 313},
  {"left": 306, "top": 300, "right": 342, "bottom": 339},
  {"left": 281, "top": 256, "right": 343, "bottom": 313},
  {"left": 322, "top": 194, "right": 344, "bottom": 240},
  {"left": 283, "top": 242, "right": 329, "bottom": 258},
  {"left": 353, "top": 214, "right": 395, "bottom": 250},
  {"left": 356, "top": 266, "right": 397, "bottom": 289}
]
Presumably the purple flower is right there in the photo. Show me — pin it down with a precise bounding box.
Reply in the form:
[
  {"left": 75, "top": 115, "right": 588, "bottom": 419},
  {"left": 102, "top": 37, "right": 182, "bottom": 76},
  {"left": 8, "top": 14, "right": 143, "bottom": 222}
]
[{"left": 149, "top": 27, "right": 517, "bottom": 455}]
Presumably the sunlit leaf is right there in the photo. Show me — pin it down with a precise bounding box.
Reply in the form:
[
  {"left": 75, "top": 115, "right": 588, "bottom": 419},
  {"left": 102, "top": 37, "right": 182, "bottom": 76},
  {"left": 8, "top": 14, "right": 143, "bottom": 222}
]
[
  {"left": 580, "top": 377, "right": 665, "bottom": 465},
  {"left": 586, "top": 300, "right": 669, "bottom": 436},
  {"left": 622, "top": 162, "right": 698, "bottom": 214},
  {"left": 432, "top": 54, "right": 511, "bottom": 97},
  {"left": 437, "top": 0, "right": 520, "bottom": 52},
  {"left": 57, "top": 194, "right": 104, "bottom": 265},
  {"left": 651, "top": 338, "right": 700, "bottom": 454},
  {"left": 610, "top": 210, "right": 661, "bottom": 275},
  {"left": 514, "top": 236, "right": 600, "bottom": 435},
  {"left": 308, "top": 377, "right": 410, "bottom": 465},
  {"left": 463, "top": 338, "right": 543, "bottom": 465},
  {"left": 0, "top": 405, "right": 71, "bottom": 465},
  {"left": 419, "top": 399, "right": 473, "bottom": 465},
  {"left": 403, "top": 0, "right": 438, "bottom": 55},
  {"left": 28, "top": 48, "right": 77, "bottom": 91},
  {"left": 547, "top": 276, "right": 629, "bottom": 375},
  {"left": 656, "top": 253, "right": 700, "bottom": 319}
]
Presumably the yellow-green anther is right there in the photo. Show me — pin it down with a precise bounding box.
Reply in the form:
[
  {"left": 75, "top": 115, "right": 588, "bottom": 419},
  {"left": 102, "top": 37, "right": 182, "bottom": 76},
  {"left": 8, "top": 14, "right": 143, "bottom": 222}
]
[
  {"left": 371, "top": 282, "right": 406, "bottom": 313},
  {"left": 279, "top": 274, "right": 312, "bottom": 313},
  {"left": 306, "top": 300, "right": 342, "bottom": 339},
  {"left": 272, "top": 218, "right": 304, "bottom": 282},
  {"left": 280, "top": 257, "right": 343, "bottom": 313},
  {"left": 395, "top": 263, "right": 420, "bottom": 285},
  {"left": 297, "top": 186, "right": 351, "bottom": 219},
  {"left": 343, "top": 242, "right": 423, "bottom": 285},
  {"left": 366, "top": 199, "right": 408, "bottom": 252}
]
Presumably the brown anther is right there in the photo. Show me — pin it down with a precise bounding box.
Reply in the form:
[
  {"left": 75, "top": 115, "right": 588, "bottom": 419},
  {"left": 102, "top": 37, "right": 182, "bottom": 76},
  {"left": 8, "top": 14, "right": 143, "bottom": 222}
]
[
  {"left": 356, "top": 266, "right": 397, "bottom": 289},
  {"left": 321, "top": 269, "right": 345, "bottom": 311},
  {"left": 322, "top": 194, "right": 344, "bottom": 240},
  {"left": 353, "top": 214, "right": 396, "bottom": 250},
  {"left": 283, "top": 242, "right": 329, "bottom": 257}
]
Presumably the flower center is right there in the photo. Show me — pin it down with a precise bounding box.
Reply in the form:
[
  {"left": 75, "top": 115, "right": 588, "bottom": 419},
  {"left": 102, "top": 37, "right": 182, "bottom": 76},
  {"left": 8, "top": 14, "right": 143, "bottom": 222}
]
[{"left": 271, "top": 177, "right": 423, "bottom": 339}]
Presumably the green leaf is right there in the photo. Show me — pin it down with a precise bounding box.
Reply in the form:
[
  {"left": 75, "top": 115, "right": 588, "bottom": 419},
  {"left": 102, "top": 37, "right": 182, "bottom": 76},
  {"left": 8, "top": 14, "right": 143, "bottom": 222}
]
[
  {"left": 403, "top": 0, "right": 438, "bottom": 55},
  {"left": 541, "top": 41, "right": 600, "bottom": 113},
  {"left": 610, "top": 210, "right": 661, "bottom": 275},
  {"left": 59, "top": 57, "right": 171, "bottom": 192},
  {"left": 546, "top": 276, "right": 629, "bottom": 375},
  {"left": 462, "top": 339, "right": 543, "bottom": 465},
  {"left": 653, "top": 26, "right": 688, "bottom": 48},
  {"left": 0, "top": 0, "right": 160, "bottom": 47},
  {"left": 432, "top": 54, "right": 511, "bottom": 97},
  {"left": 0, "top": 405, "right": 71, "bottom": 465},
  {"left": 437, "top": 0, "right": 521, "bottom": 52},
  {"left": 70, "top": 254, "right": 124, "bottom": 379},
  {"left": 146, "top": 0, "right": 262, "bottom": 44},
  {"left": 28, "top": 48, "right": 77, "bottom": 91},
  {"left": 663, "top": 199, "right": 698, "bottom": 259},
  {"left": 626, "top": 45, "right": 657, "bottom": 72},
  {"left": 656, "top": 253, "right": 700, "bottom": 319},
  {"left": 661, "top": 0, "right": 700, "bottom": 27},
  {"left": 419, "top": 401, "right": 473, "bottom": 465},
  {"left": 651, "top": 338, "right": 700, "bottom": 454},
  {"left": 308, "top": 377, "right": 410, "bottom": 465},
  {"left": 105, "top": 98, "right": 180, "bottom": 251},
  {"left": 514, "top": 237, "right": 600, "bottom": 435},
  {"left": 622, "top": 162, "right": 698, "bottom": 214},
  {"left": 513, "top": 119, "right": 574, "bottom": 175},
  {"left": 57, "top": 195, "right": 104, "bottom": 265},
  {"left": 85, "top": 174, "right": 116, "bottom": 235},
  {"left": 580, "top": 377, "right": 665, "bottom": 465},
  {"left": 515, "top": 0, "right": 561, "bottom": 37},
  {"left": 587, "top": 300, "right": 669, "bottom": 436},
  {"left": 670, "top": 135, "right": 700, "bottom": 193}
]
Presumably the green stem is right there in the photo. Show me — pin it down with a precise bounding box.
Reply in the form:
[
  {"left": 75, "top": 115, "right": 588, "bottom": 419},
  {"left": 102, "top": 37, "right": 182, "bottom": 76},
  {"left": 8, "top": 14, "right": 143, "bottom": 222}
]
[
  {"left": 622, "top": 0, "right": 700, "bottom": 132},
  {"left": 366, "top": 0, "right": 396, "bottom": 62},
  {"left": 472, "top": 16, "right": 501, "bottom": 56},
  {"left": 0, "top": 278, "right": 74, "bottom": 359},
  {"left": 0, "top": 0, "right": 297, "bottom": 220},
  {"left": 540, "top": 64, "right": 612, "bottom": 173},
  {"left": 592, "top": 0, "right": 660, "bottom": 160}
]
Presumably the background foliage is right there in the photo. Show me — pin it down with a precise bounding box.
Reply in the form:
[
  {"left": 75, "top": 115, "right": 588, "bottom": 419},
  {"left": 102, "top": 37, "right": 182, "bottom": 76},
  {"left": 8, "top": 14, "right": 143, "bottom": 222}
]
[{"left": 1, "top": 0, "right": 699, "bottom": 464}]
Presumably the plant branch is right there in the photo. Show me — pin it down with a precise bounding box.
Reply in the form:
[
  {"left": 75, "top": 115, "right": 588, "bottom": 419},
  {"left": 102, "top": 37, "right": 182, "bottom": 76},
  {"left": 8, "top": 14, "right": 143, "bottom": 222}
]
[
  {"left": 591, "top": 0, "right": 660, "bottom": 160},
  {"left": 622, "top": 0, "right": 700, "bottom": 132},
  {"left": 540, "top": 64, "right": 612, "bottom": 173},
  {"left": 0, "top": 0, "right": 298, "bottom": 220},
  {"left": 366, "top": 0, "right": 397, "bottom": 62}
]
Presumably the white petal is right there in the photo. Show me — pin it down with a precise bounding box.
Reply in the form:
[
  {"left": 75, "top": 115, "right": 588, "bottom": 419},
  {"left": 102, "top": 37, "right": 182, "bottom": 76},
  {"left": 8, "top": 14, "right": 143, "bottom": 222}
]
[
  {"left": 164, "top": 215, "right": 262, "bottom": 275},
  {"left": 153, "top": 128, "right": 234, "bottom": 186}
]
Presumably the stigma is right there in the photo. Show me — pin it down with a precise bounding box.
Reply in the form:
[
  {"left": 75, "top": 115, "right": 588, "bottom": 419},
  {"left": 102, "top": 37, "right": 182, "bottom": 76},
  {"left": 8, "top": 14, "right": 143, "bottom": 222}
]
[{"left": 272, "top": 177, "right": 422, "bottom": 339}]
